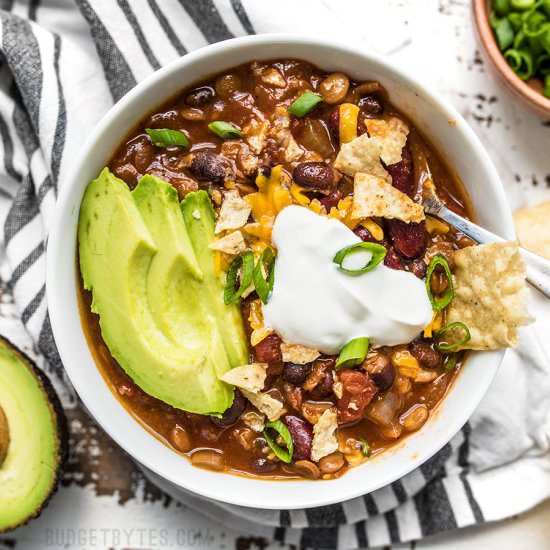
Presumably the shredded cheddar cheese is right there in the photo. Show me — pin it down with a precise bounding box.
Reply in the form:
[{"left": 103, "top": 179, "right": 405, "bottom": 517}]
[
  {"left": 338, "top": 103, "right": 360, "bottom": 144},
  {"left": 248, "top": 299, "right": 272, "bottom": 346}
]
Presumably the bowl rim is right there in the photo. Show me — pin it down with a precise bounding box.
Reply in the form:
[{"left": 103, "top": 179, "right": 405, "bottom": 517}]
[
  {"left": 472, "top": 0, "right": 550, "bottom": 113},
  {"left": 46, "top": 33, "right": 512, "bottom": 509}
]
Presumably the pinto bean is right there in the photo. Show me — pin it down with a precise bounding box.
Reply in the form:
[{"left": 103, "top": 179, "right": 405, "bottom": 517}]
[
  {"left": 293, "top": 162, "right": 335, "bottom": 191},
  {"left": 301, "top": 401, "right": 332, "bottom": 425},
  {"left": 308, "top": 371, "right": 334, "bottom": 400},
  {"left": 211, "top": 390, "right": 246, "bottom": 427},
  {"left": 401, "top": 404, "right": 429, "bottom": 432},
  {"left": 191, "top": 450, "right": 224, "bottom": 471},
  {"left": 293, "top": 460, "right": 321, "bottom": 479},
  {"left": 215, "top": 74, "right": 241, "bottom": 98},
  {"left": 189, "top": 151, "right": 233, "bottom": 185},
  {"left": 337, "top": 370, "right": 378, "bottom": 424},
  {"left": 319, "top": 452, "right": 345, "bottom": 474},
  {"left": 283, "top": 363, "right": 312, "bottom": 385},
  {"left": 170, "top": 425, "right": 191, "bottom": 453},
  {"left": 282, "top": 382, "right": 303, "bottom": 411},
  {"left": 319, "top": 73, "right": 350, "bottom": 104},
  {"left": 388, "top": 219, "right": 427, "bottom": 260},
  {"left": 253, "top": 333, "right": 283, "bottom": 364},
  {"left": 251, "top": 457, "right": 277, "bottom": 473},
  {"left": 409, "top": 339, "right": 443, "bottom": 370},
  {"left": 185, "top": 86, "right": 215, "bottom": 107},
  {"left": 284, "top": 415, "right": 313, "bottom": 460},
  {"left": 303, "top": 358, "right": 335, "bottom": 392},
  {"left": 362, "top": 353, "right": 395, "bottom": 391}
]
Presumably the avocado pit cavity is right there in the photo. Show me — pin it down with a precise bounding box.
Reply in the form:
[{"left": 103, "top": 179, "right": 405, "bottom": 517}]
[{"left": 0, "top": 404, "right": 10, "bottom": 467}]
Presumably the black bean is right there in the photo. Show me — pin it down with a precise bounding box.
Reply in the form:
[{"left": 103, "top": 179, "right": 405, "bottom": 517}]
[
  {"left": 409, "top": 339, "right": 443, "bottom": 370},
  {"left": 358, "top": 94, "right": 384, "bottom": 115},
  {"left": 282, "top": 363, "right": 312, "bottom": 385},
  {"left": 251, "top": 457, "right": 277, "bottom": 473},
  {"left": 210, "top": 390, "right": 246, "bottom": 427},
  {"left": 293, "top": 162, "right": 335, "bottom": 191},
  {"left": 185, "top": 86, "right": 215, "bottom": 107},
  {"left": 362, "top": 354, "right": 395, "bottom": 392},
  {"left": 189, "top": 151, "right": 233, "bottom": 185},
  {"left": 308, "top": 372, "right": 334, "bottom": 400}
]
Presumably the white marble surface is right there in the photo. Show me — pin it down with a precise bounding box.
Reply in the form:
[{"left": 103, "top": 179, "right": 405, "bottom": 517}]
[{"left": 1, "top": 1, "right": 549, "bottom": 549}]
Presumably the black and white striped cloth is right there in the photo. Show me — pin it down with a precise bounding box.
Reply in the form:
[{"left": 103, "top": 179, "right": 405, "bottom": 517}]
[{"left": 0, "top": 1, "right": 549, "bottom": 548}]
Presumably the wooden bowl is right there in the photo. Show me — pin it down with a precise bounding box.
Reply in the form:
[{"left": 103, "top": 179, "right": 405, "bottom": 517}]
[{"left": 472, "top": 0, "right": 550, "bottom": 118}]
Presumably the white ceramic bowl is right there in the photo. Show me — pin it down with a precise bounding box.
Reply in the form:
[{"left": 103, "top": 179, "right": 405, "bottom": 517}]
[{"left": 46, "top": 34, "right": 513, "bottom": 510}]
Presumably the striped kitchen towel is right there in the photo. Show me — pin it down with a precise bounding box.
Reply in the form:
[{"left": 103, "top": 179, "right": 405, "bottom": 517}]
[{"left": 0, "top": 1, "right": 549, "bottom": 548}]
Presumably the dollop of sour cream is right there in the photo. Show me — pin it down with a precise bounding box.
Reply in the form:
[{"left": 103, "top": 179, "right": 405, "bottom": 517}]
[{"left": 262, "top": 206, "right": 433, "bottom": 354}]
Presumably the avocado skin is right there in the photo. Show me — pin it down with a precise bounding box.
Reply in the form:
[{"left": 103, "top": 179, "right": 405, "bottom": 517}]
[{"left": 0, "top": 336, "right": 68, "bottom": 534}]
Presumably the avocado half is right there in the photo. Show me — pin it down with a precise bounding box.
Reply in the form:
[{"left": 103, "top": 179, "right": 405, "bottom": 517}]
[{"left": 0, "top": 336, "right": 68, "bottom": 533}]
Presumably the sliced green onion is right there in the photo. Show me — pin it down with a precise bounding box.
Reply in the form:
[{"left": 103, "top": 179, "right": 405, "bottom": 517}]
[
  {"left": 253, "top": 247, "right": 276, "bottom": 304},
  {"left": 333, "top": 242, "right": 387, "bottom": 275},
  {"left": 336, "top": 337, "right": 370, "bottom": 369},
  {"left": 145, "top": 128, "right": 189, "bottom": 148},
  {"left": 444, "top": 353, "right": 459, "bottom": 372},
  {"left": 435, "top": 322, "right": 471, "bottom": 351},
  {"left": 508, "top": 11, "right": 524, "bottom": 31},
  {"left": 494, "top": 0, "right": 511, "bottom": 17},
  {"left": 263, "top": 420, "right": 294, "bottom": 463},
  {"left": 505, "top": 48, "right": 534, "bottom": 79},
  {"left": 224, "top": 252, "right": 254, "bottom": 305},
  {"left": 513, "top": 30, "right": 527, "bottom": 49},
  {"left": 287, "top": 92, "right": 323, "bottom": 118},
  {"left": 543, "top": 0, "right": 550, "bottom": 18},
  {"left": 361, "top": 439, "right": 372, "bottom": 458},
  {"left": 544, "top": 73, "right": 550, "bottom": 97},
  {"left": 208, "top": 121, "right": 242, "bottom": 139},
  {"left": 494, "top": 17, "right": 515, "bottom": 50},
  {"left": 510, "top": 0, "right": 535, "bottom": 10},
  {"left": 426, "top": 255, "right": 454, "bottom": 312}
]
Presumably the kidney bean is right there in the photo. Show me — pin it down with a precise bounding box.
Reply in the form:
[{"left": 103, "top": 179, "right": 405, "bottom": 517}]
[
  {"left": 185, "top": 86, "right": 215, "bottom": 107},
  {"left": 319, "top": 452, "right": 345, "bottom": 474},
  {"left": 409, "top": 339, "right": 443, "bottom": 370},
  {"left": 387, "top": 145, "right": 414, "bottom": 197},
  {"left": 319, "top": 73, "right": 350, "bottom": 104},
  {"left": 320, "top": 189, "right": 343, "bottom": 211},
  {"left": 284, "top": 415, "right": 313, "bottom": 460},
  {"left": 358, "top": 94, "right": 384, "bottom": 116},
  {"left": 383, "top": 244, "right": 405, "bottom": 270},
  {"left": 211, "top": 390, "right": 246, "bottom": 427},
  {"left": 388, "top": 219, "right": 427, "bottom": 260},
  {"left": 253, "top": 333, "right": 283, "bottom": 364},
  {"left": 362, "top": 353, "right": 395, "bottom": 391},
  {"left": 126, "top": 136, "right": 155, "bottom": 173},
  {"left": 337, "top": 370, "right": 378, "bottom": 424},
  {"left": 353, "top": 225, "right": 376, "bottom": 243},
  {"left": 293, "top": 460, "right": 321, "bottom": 479},
  {"left": 293, "top": 162, "right": 335, "bottom": 191},
  {"left": 251, "top": 457, "right": 277, "bottom": 473},
  {"left": 283, "top": 363, "right": 312, "bottom": 385},
  {"left": 189, "top": 151, "right": 233, "bottom": 185},
  {"left": 327, "top": 106, "right": 340, "bottom": 143},
  {"left": 282, "top": 382, "right": 303, "bottom": 411}
]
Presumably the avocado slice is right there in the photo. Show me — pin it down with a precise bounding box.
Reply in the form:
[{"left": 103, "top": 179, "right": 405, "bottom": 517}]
[
  {"left": 78, "top": 169, "right": 247, "bottom": 414},
  {"left": 0, "top": 337, "right": 67, "bottom": 533}
]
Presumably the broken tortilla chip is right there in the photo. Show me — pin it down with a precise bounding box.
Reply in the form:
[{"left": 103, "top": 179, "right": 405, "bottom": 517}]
[
  {"left": 514, "top": 201, "right": 550, "bottom": 259},
  {"left": 241, "top": 389, "right": 284, "bottom": 421},
  {"left": 208, "top": 230, "right": 247, "bottom": 255},
  {"left": 364, "top": 116, "right": 409, "bottom": 165},
  {"left": 280, "top": 343, "right": 320, "bottom": 365},
  {"left": 311, "top": 408, "right": 339, "bottom": 462},
  {"left": 352, "top": 172, "right": 425, "bottom": 223},
  {"left": 215, "top": 190, "right": 251, "bottom": 234},
  {"left": 219, "top": 363, "right": 267, "bottom": 393},
  {"left": 334, "top": 133, "right": 391, "bottom": 182},
  {"left": 446, "top": 242, "right": 530, "bottom": 350}
]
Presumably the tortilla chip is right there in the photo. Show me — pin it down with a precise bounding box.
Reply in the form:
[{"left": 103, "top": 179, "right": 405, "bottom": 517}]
[
  {"left": 242, "top": 411, "right": 265, "bottom": 432},
  {"left": 220, "top": 363, "right": 267, "bottom": 392},
  {"left": 242, "top": 389, "right": 284, "bottom": 421},
  {"left": 311, "top": 408, "right": 339, "bottom": 462},
  {"left": 352, "top": 172, "right": 425, "bottom": 223},
  {"left": 514, "top": 201, "right": 550, "bottom": 259},
  {"left": 446, "top": 242, "right": 530, "bottom": 350},
  {"left": 280, "top": 343, "right": 320, "bottom": 365},
  {"left": 208, "top": 230, "right": 247, "bottom": 255},
  {"left": 364, "top": 117, "right": 409, "bottom": 165},
  {"left": 334, "top": 133, "right": 391, "bottom": 182},
  {"left": 215, "top": 190, "right": 251, "bottom": 234}
]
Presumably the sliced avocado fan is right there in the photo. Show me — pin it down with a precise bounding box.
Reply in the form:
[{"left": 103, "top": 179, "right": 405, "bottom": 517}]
[
  {"left": 0, "top": 337, "right": 67, "bottom": 533},
  {"left": 78, "top": 169, "right": 248, "bottom": 414}
]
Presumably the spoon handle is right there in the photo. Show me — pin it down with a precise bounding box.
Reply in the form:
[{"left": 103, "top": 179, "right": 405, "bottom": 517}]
[{"left": 433, "top": 204, "right": 550, "bottom": 299}]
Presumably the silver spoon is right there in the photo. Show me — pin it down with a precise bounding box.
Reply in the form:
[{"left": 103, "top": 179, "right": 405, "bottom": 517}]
[{"left": 422, "top": 192, "right": 550, "bottom": 299}]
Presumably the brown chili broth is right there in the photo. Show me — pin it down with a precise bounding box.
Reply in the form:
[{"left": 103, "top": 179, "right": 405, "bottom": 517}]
[{"left": 78, "top": 59, "right": 471, "bottom": 479}]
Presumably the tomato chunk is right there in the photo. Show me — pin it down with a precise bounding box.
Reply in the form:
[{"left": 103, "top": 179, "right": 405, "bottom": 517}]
[{"left": 336, "top": 370, "right": 378, "bottom": 424}]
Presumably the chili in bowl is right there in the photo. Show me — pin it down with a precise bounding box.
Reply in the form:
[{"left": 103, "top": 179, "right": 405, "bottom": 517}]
[{"left": 46, "top": 35, "right": 525, "bottom": 509}]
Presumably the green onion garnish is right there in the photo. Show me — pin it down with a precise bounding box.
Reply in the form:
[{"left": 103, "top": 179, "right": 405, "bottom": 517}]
[
  {"left": 494, "top": 17, "right": 515, "bottom": 50},
  {"left": 287, "top": 92, "right": 323, "bottom": 118},
  {"left": 333, "top": 242, "right": 387, "bottom": 275},
  {"left": 510, "top": 0, "right": 535, "bottom": 10},
  {"left": 426, "top": 255, "right": 454, "bottom": 312},
  {"left": 263, "top": 420, "right": 294, "bottom": 463},
  {"left": 435, "top": 322, "right": 471, "bottom": 351},
  {"left": 444, "top": 353, "right": 459, "bottom": 372},
  {"left": 145, "top": 128, "right": 189, "bottom": 148},
  {"left": 253, "top": 247, "right": 276, "bottom": 305},
  {"left": 336, "top": 337, "right": 370, "bottom": 369},
  {"left": 544, "top": 74, "right": 550, "bottom": 98},
  {"left": 505, "top": 49, "right": 534, "bottom": 79},
  {"left": 224, "top": 252, "right": 254, "bottom": 305},
  {"left": 361, "top": 439, "right": 372, "bottom": 458},
  {"left": 208, "top": 121, "right": 242, "bottom": 139}
]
